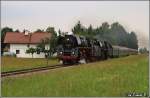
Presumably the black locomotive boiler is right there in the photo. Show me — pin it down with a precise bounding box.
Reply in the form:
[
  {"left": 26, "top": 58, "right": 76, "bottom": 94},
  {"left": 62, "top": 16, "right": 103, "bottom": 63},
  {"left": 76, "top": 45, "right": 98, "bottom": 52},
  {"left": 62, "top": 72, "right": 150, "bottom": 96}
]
[{"left": 56, "top": 34, "right": 137, "bottom": 64}]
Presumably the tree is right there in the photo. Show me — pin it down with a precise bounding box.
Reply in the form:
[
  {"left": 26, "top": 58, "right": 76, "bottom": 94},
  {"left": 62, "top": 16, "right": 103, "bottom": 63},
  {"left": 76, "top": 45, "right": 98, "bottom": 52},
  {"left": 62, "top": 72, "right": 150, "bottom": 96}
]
[
  {"left": 1, "top": 27, "right": 13, "bottom": 42},
  {"left": 87, "top": 24, "right": 92, "bottom": 33},
  {"left": 37, "top": 38, "right": 51, "bottom": 59},
  {"left": 87, "top": 24, "right": 94, "bottom": 38},
  {"left": 128, "top": 32, "right": 138, "bottom": 49},
  {"left": 36, "top": 37, "right": 57, "bottom": 66},
  {"left": 58, "top": 29, "right": 61, "bottom": 36},
  {"left": 14, "top": 29, "right": 20, "bottom": 32},
  {"left": 110, "top": 22, "right": 129, "bottom": 46},
  {"left": 49, "top": 33, "right": 58, "bottom": 56},
  {"left": 95, "top": 22, "right": 113, "bottom": 43},
  {"left": 101, "top": 22, "right": 110, "bottom": 35},
  {"left": 26, "top": 47, "right": 36, "bottom": 58},
  {"left": 34, "top": 29, "right": 44, "bottom": 33},
  {"left": 45, "top": 26, "right": 58, "bottom": 55},
  {"left": 1, "top": 27, "right": 13, "bottom": 55},
  {"left": 37, "top": 38, "right": 49, "bottom": 63},
  {"left": 72, "top": 21, "right": 85, "bottom": 35},
  {"left": 46, "top": 27, "right": 55, "bottom": 34}
]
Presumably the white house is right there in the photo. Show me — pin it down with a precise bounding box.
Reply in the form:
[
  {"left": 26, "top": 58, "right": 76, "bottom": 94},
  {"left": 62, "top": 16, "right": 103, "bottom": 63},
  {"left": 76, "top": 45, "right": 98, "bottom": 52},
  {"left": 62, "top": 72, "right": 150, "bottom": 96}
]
[{"left": 4, "top": 31, "right": 51, "bottom": 58}]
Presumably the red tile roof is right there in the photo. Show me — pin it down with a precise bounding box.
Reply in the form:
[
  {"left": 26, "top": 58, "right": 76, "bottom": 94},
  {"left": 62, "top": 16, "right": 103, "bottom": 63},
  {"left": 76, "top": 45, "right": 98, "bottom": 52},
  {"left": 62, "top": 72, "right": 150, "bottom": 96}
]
[{"left": 4, "top": 32, "right": 51, "bottom": 44}]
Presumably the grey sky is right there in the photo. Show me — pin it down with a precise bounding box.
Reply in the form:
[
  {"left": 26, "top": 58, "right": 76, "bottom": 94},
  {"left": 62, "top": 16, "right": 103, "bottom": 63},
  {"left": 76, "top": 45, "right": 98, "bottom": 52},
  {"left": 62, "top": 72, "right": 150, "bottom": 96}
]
[{"left": 1, "top": 1, "right": 149, "bottom": 49}]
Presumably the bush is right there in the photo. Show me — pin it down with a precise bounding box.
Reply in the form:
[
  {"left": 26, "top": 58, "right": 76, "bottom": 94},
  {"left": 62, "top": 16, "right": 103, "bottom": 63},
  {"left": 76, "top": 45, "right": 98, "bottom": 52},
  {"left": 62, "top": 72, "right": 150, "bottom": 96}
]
[{"left": 3, "top": 52, "right": 16, "bottom": 57}]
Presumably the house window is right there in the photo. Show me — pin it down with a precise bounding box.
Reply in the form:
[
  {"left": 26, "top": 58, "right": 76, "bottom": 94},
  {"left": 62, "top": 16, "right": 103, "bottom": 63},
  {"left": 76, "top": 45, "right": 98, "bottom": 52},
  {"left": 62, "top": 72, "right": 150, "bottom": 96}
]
[
  {"left": 16, "top": 50, "right": 20, "bottom": 54},
  {"left": 37, "top": 51, "right": 40, "bottom": 54},
  {"left": 27, "top": 44, "right": 30, "bottom": 48}
]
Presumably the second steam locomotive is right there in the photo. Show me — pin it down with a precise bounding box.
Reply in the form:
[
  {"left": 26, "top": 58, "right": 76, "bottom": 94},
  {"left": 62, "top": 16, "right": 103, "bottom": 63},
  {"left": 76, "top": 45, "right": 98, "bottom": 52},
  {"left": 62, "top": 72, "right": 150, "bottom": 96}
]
[{"left": 57, "top": 34, "right": 137, "bottom": 64}]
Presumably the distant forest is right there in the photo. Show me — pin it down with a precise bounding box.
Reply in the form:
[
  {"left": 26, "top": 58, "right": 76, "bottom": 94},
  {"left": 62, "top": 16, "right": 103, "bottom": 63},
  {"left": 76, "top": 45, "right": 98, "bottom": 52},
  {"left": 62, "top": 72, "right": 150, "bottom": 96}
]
[
  {"left": 72, "top": 21, "right": 138, "bottom": 49},
  {"left": 1, "top": 21, "right": 138, "bottom": 54}
]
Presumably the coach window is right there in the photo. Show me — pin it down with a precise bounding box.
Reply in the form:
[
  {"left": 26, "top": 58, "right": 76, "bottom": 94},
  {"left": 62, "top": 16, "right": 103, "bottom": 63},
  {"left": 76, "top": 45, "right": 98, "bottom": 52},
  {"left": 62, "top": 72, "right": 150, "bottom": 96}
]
[{"left": 16, "top": 50, "right": 20, "bottom": 54}]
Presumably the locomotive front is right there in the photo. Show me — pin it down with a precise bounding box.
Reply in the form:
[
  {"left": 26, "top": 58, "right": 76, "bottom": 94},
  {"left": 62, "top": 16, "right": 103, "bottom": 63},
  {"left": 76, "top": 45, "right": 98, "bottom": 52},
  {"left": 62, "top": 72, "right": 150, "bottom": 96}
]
[{"left": 57, "top": 35, "right": 79, "bottom": 64}]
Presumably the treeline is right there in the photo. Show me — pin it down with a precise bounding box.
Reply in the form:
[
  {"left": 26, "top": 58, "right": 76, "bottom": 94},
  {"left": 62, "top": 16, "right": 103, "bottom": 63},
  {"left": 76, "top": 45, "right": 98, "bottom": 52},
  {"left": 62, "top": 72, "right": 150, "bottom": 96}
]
[
  {"left": 1, "top": 21, "right": 138, "bottom": 54},
  {"left": 72, "top": 21, "right": 138, "bottom": 49}
]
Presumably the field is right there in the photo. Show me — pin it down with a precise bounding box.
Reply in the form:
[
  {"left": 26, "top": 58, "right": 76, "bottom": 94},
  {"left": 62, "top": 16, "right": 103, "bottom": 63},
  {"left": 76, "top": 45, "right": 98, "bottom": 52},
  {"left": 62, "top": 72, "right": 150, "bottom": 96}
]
[
  {"left": 1, "top": 56, "right": 59, "bottom": 72},
  {"left": 1, "top": 54, "right": 149, "bottom": 97}
]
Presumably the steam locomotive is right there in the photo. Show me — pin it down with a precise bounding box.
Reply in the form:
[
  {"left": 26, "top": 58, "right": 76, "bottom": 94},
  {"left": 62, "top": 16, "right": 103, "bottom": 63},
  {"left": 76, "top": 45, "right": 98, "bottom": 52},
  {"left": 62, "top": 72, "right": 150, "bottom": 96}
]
[{"left": 57, "top": 34, "right": 137, "bottom": 64}]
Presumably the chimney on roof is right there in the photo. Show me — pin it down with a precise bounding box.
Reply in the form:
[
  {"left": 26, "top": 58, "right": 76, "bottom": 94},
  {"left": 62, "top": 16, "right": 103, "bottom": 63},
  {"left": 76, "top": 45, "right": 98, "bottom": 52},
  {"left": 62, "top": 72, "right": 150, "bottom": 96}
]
[{"left": 24, "top": 30, "right": 30, "bottom": 35}]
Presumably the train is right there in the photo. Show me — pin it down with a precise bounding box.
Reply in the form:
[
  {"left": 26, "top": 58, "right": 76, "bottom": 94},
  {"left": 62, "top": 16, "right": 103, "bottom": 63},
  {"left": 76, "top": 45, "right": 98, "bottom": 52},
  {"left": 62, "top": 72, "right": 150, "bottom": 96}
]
[{"left": 56, "top": 34, "right": 138, "bottom": 64}]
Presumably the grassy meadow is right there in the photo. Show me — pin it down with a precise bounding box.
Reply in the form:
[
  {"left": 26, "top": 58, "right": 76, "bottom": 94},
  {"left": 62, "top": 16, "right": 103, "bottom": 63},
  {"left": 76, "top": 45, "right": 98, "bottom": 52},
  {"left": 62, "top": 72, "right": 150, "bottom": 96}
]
[
  {"left": 1, "top": 54, "right": 149, "bottom": 97},
  {"left": 1, "top": 56, "right": 59, "bottom": 72}
]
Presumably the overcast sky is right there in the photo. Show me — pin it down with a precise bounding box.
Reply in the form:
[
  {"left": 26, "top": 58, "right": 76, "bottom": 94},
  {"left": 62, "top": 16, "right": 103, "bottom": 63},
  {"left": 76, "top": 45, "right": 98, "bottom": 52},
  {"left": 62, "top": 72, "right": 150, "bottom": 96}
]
[{"left": 1, "top": 1, "right": 149, "bottom": 49}]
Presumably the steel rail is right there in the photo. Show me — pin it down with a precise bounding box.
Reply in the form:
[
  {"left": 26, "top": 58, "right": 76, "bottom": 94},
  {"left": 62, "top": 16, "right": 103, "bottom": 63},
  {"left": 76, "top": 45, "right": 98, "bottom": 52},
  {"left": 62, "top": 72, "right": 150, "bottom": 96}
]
[{"left": 1, "top": 64, "right": 74, "bottom": 77}]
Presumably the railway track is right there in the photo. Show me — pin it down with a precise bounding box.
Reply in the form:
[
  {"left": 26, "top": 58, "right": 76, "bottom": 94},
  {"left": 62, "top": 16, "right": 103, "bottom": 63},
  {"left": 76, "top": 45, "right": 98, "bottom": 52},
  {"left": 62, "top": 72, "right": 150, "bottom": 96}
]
[{"left": 1, "top": 64, "right": 74, "bottom": 77}]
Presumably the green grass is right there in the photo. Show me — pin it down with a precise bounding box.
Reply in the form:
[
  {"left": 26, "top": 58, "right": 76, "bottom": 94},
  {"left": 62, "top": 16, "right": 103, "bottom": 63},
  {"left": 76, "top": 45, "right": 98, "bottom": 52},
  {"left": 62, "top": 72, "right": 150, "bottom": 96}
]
[
  {"left": 1, "top": 56, "right": 60, "bottom": 72},
  {"left": 1, "top": 54, "right": 149, "bottom": 97}
]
